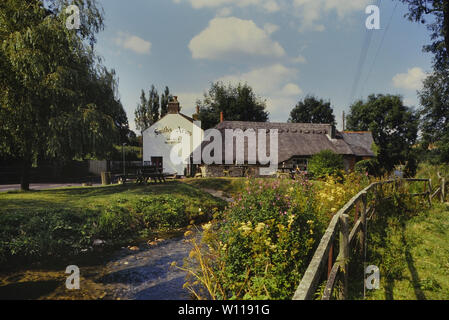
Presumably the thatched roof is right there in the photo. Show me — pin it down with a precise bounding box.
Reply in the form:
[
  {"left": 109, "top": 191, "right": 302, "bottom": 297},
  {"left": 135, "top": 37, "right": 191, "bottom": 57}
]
[{"left": 193, "top": 121, "right": 375, "bottom": 164}]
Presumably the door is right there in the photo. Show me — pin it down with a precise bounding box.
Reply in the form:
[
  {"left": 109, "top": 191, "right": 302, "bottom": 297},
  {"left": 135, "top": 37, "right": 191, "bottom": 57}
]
[{"left": 151, "top": 157, "right": 163, "bottom": 170}]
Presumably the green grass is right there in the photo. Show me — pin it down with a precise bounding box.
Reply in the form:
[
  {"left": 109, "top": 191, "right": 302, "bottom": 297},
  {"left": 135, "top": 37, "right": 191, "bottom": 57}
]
[
  {"left": 0, "top": 181, "right": 226, "bottom": 268},
  {"left": 182, "top": 177, "right": 246, "bottom": 197},
  {"left": 364, "top": 202, "right": 449, "bottom": 300},
  {"left": 0, "top": 182, "right": 220, "bottom": 213}
]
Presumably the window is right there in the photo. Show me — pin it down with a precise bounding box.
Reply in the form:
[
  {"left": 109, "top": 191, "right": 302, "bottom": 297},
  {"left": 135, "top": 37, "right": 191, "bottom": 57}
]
[{"left": 292, "top": 157, "right": 308, "bottom": 171}]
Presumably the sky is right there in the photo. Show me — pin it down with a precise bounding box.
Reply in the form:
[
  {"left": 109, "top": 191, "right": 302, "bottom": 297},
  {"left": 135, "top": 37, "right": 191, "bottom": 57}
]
[{"left": 93, "top": 0, "right": 434, "bottom": 133}]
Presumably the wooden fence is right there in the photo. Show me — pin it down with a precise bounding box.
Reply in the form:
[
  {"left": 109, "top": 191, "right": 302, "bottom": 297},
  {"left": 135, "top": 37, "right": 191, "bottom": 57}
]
[{"left": 292, "top": 178, "right": 438, "bottom": 300}]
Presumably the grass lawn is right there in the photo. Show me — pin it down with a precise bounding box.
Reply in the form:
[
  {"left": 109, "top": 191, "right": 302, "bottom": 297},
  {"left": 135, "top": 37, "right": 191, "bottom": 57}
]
[
  {"left": 0, "top": 181, "right": 226, "bottom": 268},
  {"left": 365, "top": 202, "right": 449, "bottom": 300},
  {"left": 0, "top": 181, "right": 224, "bottom": 213}
]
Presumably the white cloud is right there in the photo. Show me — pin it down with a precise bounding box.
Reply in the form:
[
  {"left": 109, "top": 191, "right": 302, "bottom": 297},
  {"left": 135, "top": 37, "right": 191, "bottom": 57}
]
[
  {"left": 114, "top": 32, "right": 151, "bottom": 55},
  {"left": 217, "top": 64, "right": 297, "bottom": 94},
  {"left": 175, "top": 0, "right": 281, "bottom": 13},
  {"left": 216, "top": 7, "right": 232, "bottom": 17},
  {"left": 175, "top": 0, "right": 371, "bottom": 32},
  {"left": 293, "top": 0, "right": 371, "bottom": 31},
  {"left": 392, "top": 67, "right": 427, "bottom": 91},
  {"left": 189, "top": 17, "right": 285, "bottom": 61},
  {"left": 216, "top": 64, "right": 302, "bottom": 120},
  {"left": 175, "top": 92, "right": 204, "bottom": 115},
  {"left": 292, "top": 54, "right": 307, "bottom": 64},
  {"left": 281, "top": 83, "right": 303, "bottom": 96},
  {"left": 263, "top": 22, "right": 280, "bottom": 35}
]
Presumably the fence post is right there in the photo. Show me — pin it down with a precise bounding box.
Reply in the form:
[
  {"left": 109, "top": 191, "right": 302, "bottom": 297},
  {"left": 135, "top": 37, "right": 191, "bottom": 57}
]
[
  {"left": 328, "top": 244, "right": 333, "bottom": 279},
  {"left": 360, "top": 192, "right": 367, "bottom": 254},
  {"left": 337, "top": 214, "right": 349, "bottom": 300},
  {"left": 441, "top": 178, "right": 446, "bottom": 203}
]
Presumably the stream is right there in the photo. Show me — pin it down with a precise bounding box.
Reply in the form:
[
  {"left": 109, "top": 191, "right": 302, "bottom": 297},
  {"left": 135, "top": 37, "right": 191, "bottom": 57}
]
[{"left": 0, "top": 232, "right": 197, "bottom": 300}]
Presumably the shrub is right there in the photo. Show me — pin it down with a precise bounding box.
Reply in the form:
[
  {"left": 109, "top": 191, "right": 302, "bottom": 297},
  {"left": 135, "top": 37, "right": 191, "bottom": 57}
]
[
  {"left": 181, "top": 173, "right": 372, "bottom": 300},
  {"left": 98, "top": 206, "right": 137, "bottom": 241},
  {"left": 308, "top": 150, "right": 344, "bottom": 178},
  {"left": 182, "top": 177, "right": 328, "bottom": 300},
  {"left": 0, "top": 209, "right": 98, "bottom": 266},
  {"left": 354, "top": 158, "right": 381, "bottom": 176}
]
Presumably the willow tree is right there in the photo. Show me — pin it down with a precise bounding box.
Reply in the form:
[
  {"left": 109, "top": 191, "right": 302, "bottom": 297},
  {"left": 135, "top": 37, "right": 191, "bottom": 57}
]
[{"left": 0, "top": 0, "right": 126, "bottom": 190}]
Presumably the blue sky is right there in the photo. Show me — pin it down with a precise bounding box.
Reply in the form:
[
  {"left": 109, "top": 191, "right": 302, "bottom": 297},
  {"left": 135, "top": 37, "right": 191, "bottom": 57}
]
[{"left": 94, "top": 0, "right": 434, "bottom": 132}]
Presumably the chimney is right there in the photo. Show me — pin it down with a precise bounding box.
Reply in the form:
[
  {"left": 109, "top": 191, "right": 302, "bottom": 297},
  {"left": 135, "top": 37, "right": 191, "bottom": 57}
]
[
  {"left": 193, "top": 105, "right": 200, "bottom": 121},
  {"left": 168, "top": 96, "right": 180, "bottom": 114},
  {"left": 342, "top": 111, "right": 346, "bottom": 131},
  {"left": 220, "top": 112, "right": 224, "bottom": 123}
]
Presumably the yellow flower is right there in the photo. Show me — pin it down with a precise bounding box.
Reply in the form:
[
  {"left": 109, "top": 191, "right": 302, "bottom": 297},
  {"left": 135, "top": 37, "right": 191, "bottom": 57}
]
[
  {"left": 184, "top": 230, "right": 193, "bottom": 237},
  {"left": 255, "top": 222, "right": 265, "bottom": 233},
  {"left": 203, "top": 222, "right": 212, "bottom": 231}
]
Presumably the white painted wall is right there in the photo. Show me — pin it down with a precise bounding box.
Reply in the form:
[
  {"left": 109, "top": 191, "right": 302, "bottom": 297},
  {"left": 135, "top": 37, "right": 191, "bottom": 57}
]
[{"left": 142, "top": 114, "right": 203, "bottom": 175}]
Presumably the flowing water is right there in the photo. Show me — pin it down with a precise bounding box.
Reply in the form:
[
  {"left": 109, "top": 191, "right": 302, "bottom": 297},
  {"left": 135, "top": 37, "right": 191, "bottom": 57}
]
[{"left": 0, "top": 232, "right": 197, "bottom": 300}]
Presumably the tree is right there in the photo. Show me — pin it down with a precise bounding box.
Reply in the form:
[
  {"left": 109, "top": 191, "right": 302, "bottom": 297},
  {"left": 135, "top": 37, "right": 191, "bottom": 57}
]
[
  {"left": 148, "top": 85, "right": 160, "bottom": 124},
  {"left": 0, "top": 0, "right": 125, "bottom": 190},
  {"left": 288, "top": 95, "right": 336, "bottom": 125},
  {"left": 398, "top": 0, "right": 449, "bottom": 70},
  {"left": 346, "top": 94, "right": 419, "bottom": 172},
  {"left": 134, "top": 90, "right": 151, "bottom": 134},
  {"left": 418, "top": 69, "right": 449, "bottom": 162},
  {"left": 160, "top": 86, "right": 172, "bottom": 118},
  {"left": 197, "top": 82, "right": 269, "bottom": 130}
]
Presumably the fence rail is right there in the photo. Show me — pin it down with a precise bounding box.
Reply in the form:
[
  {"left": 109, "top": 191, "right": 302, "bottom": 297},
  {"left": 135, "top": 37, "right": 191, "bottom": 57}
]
[{"left": 292, "top": 178, "right": 435, "bottom": 300}]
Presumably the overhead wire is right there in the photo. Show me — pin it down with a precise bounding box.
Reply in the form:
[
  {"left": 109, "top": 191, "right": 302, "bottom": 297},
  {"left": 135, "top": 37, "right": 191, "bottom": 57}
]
[
  {"left": 348, "top": 0, "right": 382, "bottom": 105},
  {"left": 359, "top": 1, "right": 399, "bottom": 98}
]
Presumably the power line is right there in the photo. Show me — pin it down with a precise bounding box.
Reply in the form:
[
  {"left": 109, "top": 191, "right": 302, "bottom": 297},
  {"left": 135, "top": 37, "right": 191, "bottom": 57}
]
[
  {"left": 360, "top": 1, "right": 399, "bottom": 98},
  {"left": 348, "top": 0, "right": 381, "bottom": 106}
]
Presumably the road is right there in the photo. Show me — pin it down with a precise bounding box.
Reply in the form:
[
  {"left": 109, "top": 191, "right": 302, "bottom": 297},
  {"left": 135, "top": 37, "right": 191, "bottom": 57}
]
[{"left": 0, "top": 183, "right": 101, "bottom": 192}]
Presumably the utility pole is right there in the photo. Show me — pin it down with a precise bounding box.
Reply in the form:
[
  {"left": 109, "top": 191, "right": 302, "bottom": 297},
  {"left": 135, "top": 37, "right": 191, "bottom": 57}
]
[
  {"left": 122, "top": 143, "right": 127, "bottom": 176},
  {"left": 342, "top": 111, "right": 346, "bottom": 131}
]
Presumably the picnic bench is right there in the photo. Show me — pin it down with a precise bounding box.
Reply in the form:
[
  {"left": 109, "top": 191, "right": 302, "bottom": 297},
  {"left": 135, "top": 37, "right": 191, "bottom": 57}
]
[{"left": 116, "top": 165, "right": 166, "bottom": 184}]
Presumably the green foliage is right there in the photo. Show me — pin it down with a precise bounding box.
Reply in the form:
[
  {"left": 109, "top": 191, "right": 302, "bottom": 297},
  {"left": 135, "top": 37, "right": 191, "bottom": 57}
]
[
  {"left": 0, "top": 0, "right": 128, "bottom": 190},
  {"left": 0, "top": 184, "right": 225, "bottom": 268},
  {"left": 135, "top": 90, "right": 151, "bottom": 133},
  {"left": 354, "top": 158, "right": 381, "bottom": 176},
  {"left": 362, "top": 181, "right": 449, "bottom": 300},
  {"left": 111, "top": 145, "right": 142, "bottom": 161},
  {"left": 197, "top": 178, "right": 324, "bottom": 300},
  {"left": 308, "top": 150, "right": 344, "bottom": 178},
  {"left": 160, "top": 86, "right": 172, "bottom": 118},
  {"left": 0, "top": 209, "right": 98, "bottom": 265},
  {"left": 182, "top": 173, "right": 372, "bottom": 300},
  {"left": 346, "top": 94, "right": 419, "bottom": 173},
  {"left": 288, "top": 95, "right": 336, "bottom": 125},
  {"left": 198, "top": 82, "right": 269, "bottom": 130},
  {"left": 418, "top": 70, "right": 449, "bottom": 163},
  {"left": 98, "top": 206, "right": 137, "bottom": 241},
  {"left": 397, "top": 0, "right": 449, "bottom": 71}
]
